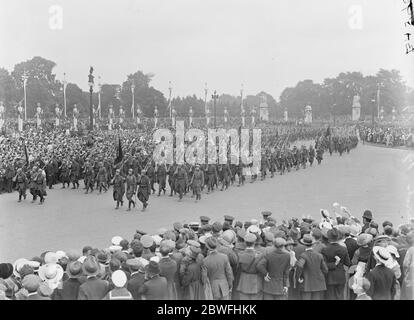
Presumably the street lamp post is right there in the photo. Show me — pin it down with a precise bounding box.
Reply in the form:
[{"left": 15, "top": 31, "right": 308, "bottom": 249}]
[
  {"left": 371, "top": 98, "right": 376, "bottom": 125},
  {"left": 63, "top": 73, "right": 67, "bottom": 118},
  {"left": 131, "top": 81, "right": 135, "bottom": 119},
  {"left": 88, "top": 67, "right": 94, "bottom": 131},
  {"left": 22, "top": 72, "right": 28, "bottom": 120},
  {"left": 212, "top": 90, "right": 219, "bottom": 129}
]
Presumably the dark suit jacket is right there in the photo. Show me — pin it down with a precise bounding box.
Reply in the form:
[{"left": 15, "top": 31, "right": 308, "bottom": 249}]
[
  {"left": 52, "top": 278, "right": 81, "bottom": 300},
  {"left": 139, "top": 275, "right": 168, "bottom": 300},
  {"left": 321, "top": 243, "right": 351, "bottom": 285},
  {"left": 296, "top": 249, "right": 328, "bottom": 292},
  {"left": 127, "top": 271, "right": 145, "bottom": 300},
  {"left": 366, "top": 264, "right": 396, "bottom": 300},
  {"left": 256, "top": 247, "right": 290, "bottom": 295},
  {"left": 78, "top": 276, "right": 109, "bottom": 300}
]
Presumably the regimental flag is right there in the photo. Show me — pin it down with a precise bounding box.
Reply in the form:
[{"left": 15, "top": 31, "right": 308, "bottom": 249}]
[{"left": 114, "top": 137, "right": 123, "bottom": 165}]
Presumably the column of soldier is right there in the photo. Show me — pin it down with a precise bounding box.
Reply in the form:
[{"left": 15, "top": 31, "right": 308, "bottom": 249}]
[
  {"left": 1, "top": 207, "right": 413, "bottom": 300},
  {"left": 5, "top": 124, "right": 360, "bottom": 211}
]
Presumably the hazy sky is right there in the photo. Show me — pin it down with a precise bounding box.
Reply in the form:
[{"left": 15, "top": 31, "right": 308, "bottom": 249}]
[{"left": 0, "top": 0, "right": 413, "bottom": 100}]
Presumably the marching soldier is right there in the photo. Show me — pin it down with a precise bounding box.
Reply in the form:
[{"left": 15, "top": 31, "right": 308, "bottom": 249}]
[
  {"left": 96, "top": 162, "right": 108, "bottom": 193},
  {"left": 125, "top": 168, "right": 137, "bottom": 211},
  {"left": 29, "top": 166, "right": 38, "bottom": 202},
  {"left": 206, "top": 164, "right": 217, "bottom": 194},
  {"left": 14, "top": 168, "right": 28, "bottom": 202},
  {"left": 84, "top": 161, "right": 95, "bottom": 194},
  {"left": 167, "top": 163, "right": 176, "bottom": 197},
  {"left": 146, "top": 162, "right": 156, "bottom": 194},
  {"left": 59, "top": 160, "right": 70, "bottom": 189},
  {"left": 156, "top": 162, "right": 167, "bottom": 196},
  {"left": 137, "top": 169, "right": 151, "bottom": 211},
  {"left": 220, "top": 163, "right": 232, "bottom": 191},
  {"left": 316, "top": 146, "right": 324, "bottom": 165},
  {"left": 190, "top": 164, "right": 204, "bottom": 201},
  {"left": 35, "top": 167, "right": 47, "bottom": 205},
  {"left": 70, "top": 159, "right": 80, "bottom": 189},
  {"left": 111, "top": 169, "right": 125, "bottom": 210},
  {"left": 174, "top": 164, "right": 188, "bottom": 201},
  {"left": 308, "top": 145, "right": 315, "bottom": 166}
]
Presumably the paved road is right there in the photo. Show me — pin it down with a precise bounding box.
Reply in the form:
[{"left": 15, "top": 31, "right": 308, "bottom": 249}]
[{"left": 0, "top": 144, "right": 412, "bottom": 261}]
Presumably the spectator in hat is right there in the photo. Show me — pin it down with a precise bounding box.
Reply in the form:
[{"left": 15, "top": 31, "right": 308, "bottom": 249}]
[
  {"left": 311, "top": 228, "right": 326, "bottom": 254},
  {"left": 235, "top": 232, "right": 264, "bottom": 300},
  {"left": 362, "top": 210, "right": 373, "bottom": 233},
  {"left": 218, "top": 230, "right": 238, "bottom": 277},
  {"left": 295, "top": 234, "right": 328, "bottom": 300},
  {"left": 257, "top": 237, "right": 290, "bottom": 300},
  {"left": 366, "top": 246, "right": 396, "bottom": 300},
  {"left": 23, "top": 274, "right": 50, "bottom": 300},
  {"left": 52, "top": 261, "right": 83, "bottom": 300},
  {"left": 78, "top": 256, "right": 109, "bottom": 300},
  {"left": 343, "top": 226, "right": 358, "bottom": 261},
  {"left": 180, "top": 246, "right": 206, "bottom": 300},
  {"left": 321, "top": 228, "right": 351, "bottom": 300},
  {"left": 0, "top": 263, "right": 18, "bottom": 299},
  {"left": 386, "top": 245, "right": 401, "bottom": 300},
  {"left": 202, "top": 236, "right": 234, "bottom": 300},
  {"left": 158, "top": 242, "right": 178, "bottom": 300},
  {"left": 126, "top": 259, "right": 145, "bottom": 300},
  {"left": 103, "top": 270, "right": 133, "bottom": 300},
  {"left": 139, "top": 261, "right": 168, "bottom": 300}
]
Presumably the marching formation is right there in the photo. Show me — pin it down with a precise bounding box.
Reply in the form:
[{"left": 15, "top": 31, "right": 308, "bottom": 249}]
[
  {"left": 1, "top": 206, "right": 413, "bottom": 300},
  {"left": 0, "top": 123, "right": 359, "bottom": 211}
]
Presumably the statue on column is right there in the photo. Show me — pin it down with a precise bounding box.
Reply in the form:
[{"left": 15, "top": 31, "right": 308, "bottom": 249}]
[
  {"left": 0, "top": 101, "right": 5, "bottom": 130},
  {"left": 304, "top": 105, "right": 312, "bottom": 124},
  {"left": 224, "top": 106, "right": 229, "bottom": 125},
  {"left": 17, "top": 101, "right": 24, "bottom": 132},
  {"left": 35, "top": 103, "right": 43, "bottom": 128},
  {"left": 55, "top": 103, "right": 62, "bottom": 127},
  {"left": 154, "top": 106, "right": 159, "bottom": 128},
  {"left": 189, "top": 106, "right": 193, "bottom": 127},
  {"left": 108, "top": 104, "right": 114, "bottom": 130},
  {"left": 351, "top": 95, "right": 361, "bottom": 121},
  {"left": 119, "top": 105, "right": 125, "bottom": 124},
  {"left": 73, "top": 104, "right": 79, "bottom": 131},
  {"left": 241, "top": 107, "right": 245, "bottom": 127},
  {"left": 172, "top": 107, "right": 177, "bottom": 127}
]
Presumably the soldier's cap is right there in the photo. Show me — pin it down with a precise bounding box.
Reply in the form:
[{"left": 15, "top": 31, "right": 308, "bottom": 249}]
[
  {"left": 135, "top": 229, "right": 147, "bottom": 236},
  {"left": 224, "top": 215, "right": 235, "bottom": 222},
  {"left": 200, "top": 216, "right": 211, "bottom": 222},
  {"left": 261, "top": 211, "right": 272, "bottom": 217}
]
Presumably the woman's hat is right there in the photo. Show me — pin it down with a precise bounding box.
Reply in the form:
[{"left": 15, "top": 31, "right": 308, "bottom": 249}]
[
  {"left": 141, "top": 235, "right": 154, "bottom": 248},
  {"left": 372, "top": 246, "right": 391, "bottom": 265},
  {"left": 96, "top": 251, "right": 110, "bottom": 265},
  {"left": 38, "top": 263, "right": 64, "bottom": 289},
  {"left": 111, "top": 270, "right": 127, "bottom": 288},
  {"left": 327, "top": 228, "right": 341, "bottom": 243},
  {"left": 22, "top": 274, "right": 42, "bottom": 293},
  {"left": 205, "top": 236, "right": 218, "bottom": 250},
  {"left": 356, "top": 233, "right": 373, "bottom": 246}
]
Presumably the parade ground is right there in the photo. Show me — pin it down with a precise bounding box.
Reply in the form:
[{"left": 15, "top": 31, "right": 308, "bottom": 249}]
[{"left": 0, "top": 143, "right": 412, "bottom": 261}]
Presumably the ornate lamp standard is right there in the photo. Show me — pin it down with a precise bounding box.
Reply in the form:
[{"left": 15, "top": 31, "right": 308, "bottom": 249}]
[
  {"left": 63, "top": 72, "right": 67, "bottom": 118},
  {"left": 88, "top": 67, "right": 94, "bottom": 130},
  {"left": 212, "top": 90, "right": 219, "bottom": 129},
  {"left": 131, "top": 80, "right": 135, "bottom": 119},
  {"left": 22, "top": 72, "right": 28, "bottom": 120}
]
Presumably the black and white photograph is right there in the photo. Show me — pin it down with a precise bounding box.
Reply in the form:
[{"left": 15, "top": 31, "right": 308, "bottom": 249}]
[{"left": 0, "top": 0, "right": 414, "bottom": 306}]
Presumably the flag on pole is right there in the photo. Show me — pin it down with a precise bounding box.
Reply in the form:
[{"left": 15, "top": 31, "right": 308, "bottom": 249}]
[{"left": 114, "top": 137, "right": 123, "bottom": 165}]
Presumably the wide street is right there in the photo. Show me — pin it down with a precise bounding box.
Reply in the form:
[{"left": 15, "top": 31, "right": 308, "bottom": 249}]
[{"left": 0, "top": 143, "right": 412, "bottom": 261}]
